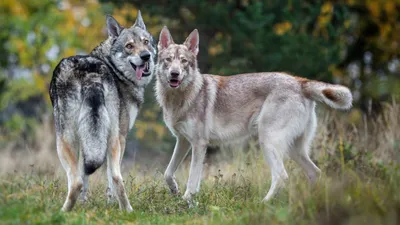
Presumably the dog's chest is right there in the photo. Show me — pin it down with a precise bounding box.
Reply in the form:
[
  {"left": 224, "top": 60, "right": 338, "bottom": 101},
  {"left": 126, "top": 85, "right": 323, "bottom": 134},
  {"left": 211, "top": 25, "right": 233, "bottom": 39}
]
[
  {"left": 163, "top": 110, "right": 197, "bottom": 140},
  {"left": 128, "top": 104, "right": 138, "bottom": 130}
]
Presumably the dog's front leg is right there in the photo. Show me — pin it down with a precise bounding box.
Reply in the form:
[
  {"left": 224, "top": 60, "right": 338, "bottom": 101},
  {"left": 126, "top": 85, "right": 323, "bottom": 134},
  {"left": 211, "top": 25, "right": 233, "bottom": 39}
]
[
  {"left": 183, "top": 140, "right": 207, "bottom": 206},
  {"left": 164, "top": 136, "right": 191, "bottom": 195}
]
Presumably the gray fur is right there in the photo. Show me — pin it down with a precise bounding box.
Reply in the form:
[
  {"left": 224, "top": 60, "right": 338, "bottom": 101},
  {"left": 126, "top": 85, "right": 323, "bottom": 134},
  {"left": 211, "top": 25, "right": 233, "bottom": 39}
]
[
  {"left": 49, "top": 13, "right": 155, "bottom": 212},
  {"left": 155, "top": 27, "right": 353, "bottom": 204}
]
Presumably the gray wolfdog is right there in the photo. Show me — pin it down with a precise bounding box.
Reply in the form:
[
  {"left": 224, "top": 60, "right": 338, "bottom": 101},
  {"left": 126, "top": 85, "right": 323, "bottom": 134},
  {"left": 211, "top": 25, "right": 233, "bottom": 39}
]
[
  {"left": 49, "top": 12, "right": 155, "bottom": 212},
  {"left": 155, "top": 27, "right": 352, "bottom": 203}
]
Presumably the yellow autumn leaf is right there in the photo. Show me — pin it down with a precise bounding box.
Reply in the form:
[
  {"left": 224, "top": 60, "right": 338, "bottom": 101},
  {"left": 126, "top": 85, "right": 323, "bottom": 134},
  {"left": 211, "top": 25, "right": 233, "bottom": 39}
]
[
  {"left": 62, "top": 47, "right": 76, "bottom": 58},
  {"left": 366, "top": 0, "right": 380, "bottom": 18},
  {"left": 322, "top": 2, "right": 333, "bottom": 14},
  {"left": 208, "top": 44, "right": 223, "bottom": 56},
  {"left": 344, "top": 20, "right": 351, "bottom": 29},
  {"left": 153, "top": 123, "right": 166, "bottom": 139},
  {"left": 380, "top": 23, "right": 392, "bottom": 39},
  {"left": 144, "top": 110, "right": 157, "bottom": 120},
  {"left": 32, "top": 73, "right": 47, "bottom": 95},
  {"left": 273, "top": 21, "right": 292, "bottom": 36},
  {"left": 318, "top": 2, "right": 334, "bottom": 27},
  {"left": 136, "top": 126, "right": 145, "bottom": 139},
  {"left": 384, "top": 1, "right": 396, "bottom": 17}
]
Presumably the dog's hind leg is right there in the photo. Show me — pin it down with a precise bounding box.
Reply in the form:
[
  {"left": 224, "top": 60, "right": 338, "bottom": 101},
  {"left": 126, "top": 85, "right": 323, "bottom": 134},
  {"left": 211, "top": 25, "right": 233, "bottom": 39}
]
[
  {"left": 258, "top": 96, "right": 309, "bottom": 202},
  {"left": 164, "top": 137, "right": 190, "bottom": 195},
  {"left": 57, "top": 136, "right": 83, "bottom": 212},
  {"left": 259, "top": 134, "right": 289, "bottom": 202},
  {"left": 78, "top": 155, "right": 89, "bottom": 203},
  {"left": 289, "top": 110, "right": 321, "bottom": 184},
  {"left": 107, "top": 136, "right": 133, "bottom": 212}
]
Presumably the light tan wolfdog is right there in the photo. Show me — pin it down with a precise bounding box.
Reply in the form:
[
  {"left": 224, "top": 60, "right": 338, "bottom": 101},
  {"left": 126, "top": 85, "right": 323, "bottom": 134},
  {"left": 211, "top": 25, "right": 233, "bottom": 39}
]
[{"left": 155, "top": 27, "right": 352, "bottom": 204}]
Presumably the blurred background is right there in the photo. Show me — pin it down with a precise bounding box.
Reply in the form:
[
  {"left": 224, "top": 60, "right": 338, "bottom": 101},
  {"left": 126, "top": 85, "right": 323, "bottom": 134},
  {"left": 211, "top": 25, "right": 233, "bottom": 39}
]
[{"left": 0, "top": 0, "right": 399, "bottom": 172}]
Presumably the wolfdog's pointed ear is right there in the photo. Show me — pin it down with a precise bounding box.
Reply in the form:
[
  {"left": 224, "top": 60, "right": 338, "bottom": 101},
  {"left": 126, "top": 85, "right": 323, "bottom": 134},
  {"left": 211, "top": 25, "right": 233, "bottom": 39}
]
[
  {"left": 158, "top": 26, "right": 174, "bottom": 51},
  {"left": 133, "top": 10, "right": 146, "bottom": 30},
  {"left": 106, "top": 15, "right": 123, "bottom": 38},
  {"left": 183, "top": 29, "right": 199, "bottom": 56}
]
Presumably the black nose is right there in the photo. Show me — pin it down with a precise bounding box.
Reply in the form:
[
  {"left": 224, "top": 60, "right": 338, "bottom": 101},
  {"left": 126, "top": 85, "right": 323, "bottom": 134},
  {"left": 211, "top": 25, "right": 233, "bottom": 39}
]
[
  {"left": 170, "top": 71, "right": 180, "bottom": 78},
  {"left": 140, "top": 51, "right": 151, "bottom": 61}
]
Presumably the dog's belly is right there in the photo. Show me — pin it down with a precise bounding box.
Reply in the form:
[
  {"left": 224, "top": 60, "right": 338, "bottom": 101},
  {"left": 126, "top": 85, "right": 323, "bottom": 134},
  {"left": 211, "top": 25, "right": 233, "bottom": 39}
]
[
  {"left": 209, "top": 130, "right": 252, "bottom": 145},
  {"left": 209, "top": 119, "right": 257, "bottom": 145},
  {"left": 208, "top": 109, "right": 259, "bottom": 144}
]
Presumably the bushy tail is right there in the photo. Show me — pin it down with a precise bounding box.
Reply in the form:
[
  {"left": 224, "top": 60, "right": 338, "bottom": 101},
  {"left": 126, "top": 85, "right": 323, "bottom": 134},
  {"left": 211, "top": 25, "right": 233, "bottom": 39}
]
[
  {"left": 302, "top": 81, "right": 353, "bottom": 110},
  {"left": 78, "top": 82, "right": 110, "bottom": 175}
]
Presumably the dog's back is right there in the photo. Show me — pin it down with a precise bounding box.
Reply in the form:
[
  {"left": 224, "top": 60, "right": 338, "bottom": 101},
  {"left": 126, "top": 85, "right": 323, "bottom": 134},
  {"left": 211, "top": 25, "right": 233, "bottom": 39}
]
[{"left": 50, "top": 55, "right": 117, "bottom": 175}]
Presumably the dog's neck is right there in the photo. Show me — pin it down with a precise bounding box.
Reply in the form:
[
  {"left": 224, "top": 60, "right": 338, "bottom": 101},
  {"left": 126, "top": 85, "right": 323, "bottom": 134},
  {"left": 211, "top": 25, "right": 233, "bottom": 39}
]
[
  {"left": 156, "top": 70, "right": 204, "bottom": 114},
  {"left": 91, "top": 38, "right": 140, "bottom": 86},
  {"left": 91, "top": 38, "right": 144, "bottom": 105},
  {"left": 90, "top": 37, "right": 113, "bottom": 62}
]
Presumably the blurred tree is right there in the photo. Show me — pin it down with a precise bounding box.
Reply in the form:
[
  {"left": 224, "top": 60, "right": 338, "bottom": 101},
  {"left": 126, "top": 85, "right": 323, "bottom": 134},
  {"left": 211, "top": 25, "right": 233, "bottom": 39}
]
[
  {"left": 102, "top": 0, "right": 399, "bottom": 111},
  {"left": 1, "top": 0, "right": 399, "bottom": 152},
  {"left": 337, "top": 0, "right": 400, "bottom": 115},
  {"left": 0, "top": 0, "right": 169, "bottom": 152},
  {"left": 0, "top": 0, "right": 107, "bottom": 147}
]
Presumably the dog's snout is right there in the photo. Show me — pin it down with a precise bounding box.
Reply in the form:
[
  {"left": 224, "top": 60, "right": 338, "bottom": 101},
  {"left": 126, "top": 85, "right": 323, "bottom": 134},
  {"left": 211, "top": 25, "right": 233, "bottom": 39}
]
[
  {"left": 140, "top": 51, "right": 151, "bottom": 61},
  {"left": 170, "top": 71, "right": 180, "bottom": 78}
]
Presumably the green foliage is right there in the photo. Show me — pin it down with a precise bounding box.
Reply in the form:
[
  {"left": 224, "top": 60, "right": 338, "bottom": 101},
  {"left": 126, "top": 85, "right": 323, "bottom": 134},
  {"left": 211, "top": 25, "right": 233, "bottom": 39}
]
[{"left": 1, "top": 0, "right": 400, "bottom": 149}]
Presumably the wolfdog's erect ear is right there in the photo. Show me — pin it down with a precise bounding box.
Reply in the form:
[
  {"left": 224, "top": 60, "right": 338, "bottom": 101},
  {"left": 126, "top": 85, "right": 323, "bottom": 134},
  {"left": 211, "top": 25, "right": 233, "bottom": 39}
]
[
  {"left": 106, "top": 15, "right": 123, "bottom": 38},
  {"left": 183, "top": 29, "right": 199, "bottom": 56},
  {"left": 158, "top": 26, "right": 174, "bottom": 51},
  {"left": 133, "top": 10, "right": 146, "bottom": 30}
]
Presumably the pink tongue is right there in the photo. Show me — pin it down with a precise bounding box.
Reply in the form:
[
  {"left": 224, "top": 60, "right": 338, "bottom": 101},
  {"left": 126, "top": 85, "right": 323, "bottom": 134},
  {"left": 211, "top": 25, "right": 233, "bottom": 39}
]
[{"left": 136, "top": 66, "right": 144, "bottom": 80}]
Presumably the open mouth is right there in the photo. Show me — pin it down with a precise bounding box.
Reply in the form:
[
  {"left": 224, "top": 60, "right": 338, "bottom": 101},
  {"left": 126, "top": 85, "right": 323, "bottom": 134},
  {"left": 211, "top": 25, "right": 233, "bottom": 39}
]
[
  {"left": 130, "top": 61, "right": 151, "bottom": 80},
  {"left": 168, "top": 78, "right": 181, "bottom": 88}
]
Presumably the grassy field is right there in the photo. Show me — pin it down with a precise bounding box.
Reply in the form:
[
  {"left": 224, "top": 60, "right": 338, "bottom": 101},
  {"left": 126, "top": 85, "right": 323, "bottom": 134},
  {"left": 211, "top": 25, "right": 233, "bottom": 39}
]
[{"left": 1, "top": 103, "right": 399, "bottom": 225}]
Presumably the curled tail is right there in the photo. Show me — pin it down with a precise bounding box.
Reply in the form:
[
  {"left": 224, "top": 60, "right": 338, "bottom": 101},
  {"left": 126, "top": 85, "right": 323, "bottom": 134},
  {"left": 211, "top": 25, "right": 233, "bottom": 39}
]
[
  {"left": 78, "top": 82, "right": 110, "bottom": 175},
  {"left": 302, "top": 81, "right": 353, "bottom": 110}
]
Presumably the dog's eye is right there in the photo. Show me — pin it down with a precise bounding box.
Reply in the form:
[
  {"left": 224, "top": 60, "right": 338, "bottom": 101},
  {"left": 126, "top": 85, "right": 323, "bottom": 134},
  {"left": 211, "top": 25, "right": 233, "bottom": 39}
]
[
  {"left": 181, "top": 58, "right": 188, "bottom": 63},
  {"left": 165, "top": 58, "right": 172, "bottom": 62},
  {"left": 125, "top": 43, "right": 134, "bottom": 50},
  {"left": 143, "top": 39, "right": 149, "bottom": 45}
]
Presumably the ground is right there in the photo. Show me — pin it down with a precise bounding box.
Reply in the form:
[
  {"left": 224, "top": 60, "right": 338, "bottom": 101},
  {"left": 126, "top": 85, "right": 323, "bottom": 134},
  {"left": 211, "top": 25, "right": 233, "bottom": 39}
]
[
  {"left": 1, "top": 151, "right": 399, "bottom": 225},
  {"left": 1, "top": 105, "right": 399, "bottom": 225}
]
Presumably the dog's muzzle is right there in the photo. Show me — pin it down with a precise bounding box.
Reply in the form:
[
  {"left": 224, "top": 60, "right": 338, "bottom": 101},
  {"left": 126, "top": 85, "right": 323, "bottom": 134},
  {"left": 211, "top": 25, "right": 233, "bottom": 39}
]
[
  {"left": 130, "top": 52, "right": 151, "bottom": 80},
  {"left": 168, "top": 70, "right": 181, "bottom": 88}
]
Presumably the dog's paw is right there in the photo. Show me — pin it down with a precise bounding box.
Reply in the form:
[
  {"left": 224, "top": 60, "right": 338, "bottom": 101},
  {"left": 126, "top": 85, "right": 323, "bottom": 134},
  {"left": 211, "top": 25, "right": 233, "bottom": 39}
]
[
  {"left": 170, "top": 187, "right": 180, "bottom": 195},
  {"left": 126, "top": 205, "right": 133, "bottom": 212},
  {"left": 182, "top": 192, "right": 191, "bottom": 201},
  {"left": 182, "top": 192, "right": 198, "bottom": 208},
  {"left": 106, "top": 187, "right": 116, "bottom": 204},
  {"left": 79, "top": 192, "right": 88, "bottom": 203},
  {"left": 79, "top": 195, "right": 88, "bottom": 203},
  {"left": 107, "top": 195, "right": 116, "bottom": 204},
  {"left": 61, "top": 204, "right": 71, "bottom": 212}
]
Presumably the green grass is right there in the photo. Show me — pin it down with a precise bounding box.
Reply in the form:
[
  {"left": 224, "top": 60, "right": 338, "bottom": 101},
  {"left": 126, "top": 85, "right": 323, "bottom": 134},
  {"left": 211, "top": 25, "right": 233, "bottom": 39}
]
[
  {"left": 0, "top": 156, "right": 399, "bottom": 225},
  {"left": 1, "top": 103, "right": 399, "bottom": 224}
]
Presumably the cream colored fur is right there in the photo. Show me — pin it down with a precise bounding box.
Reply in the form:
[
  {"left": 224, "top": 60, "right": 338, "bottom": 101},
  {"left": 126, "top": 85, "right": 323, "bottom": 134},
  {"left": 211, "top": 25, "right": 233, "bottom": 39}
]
[{"left": 155, "top": 27, "right": 353, "bottom": 204}]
